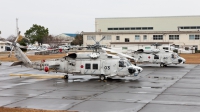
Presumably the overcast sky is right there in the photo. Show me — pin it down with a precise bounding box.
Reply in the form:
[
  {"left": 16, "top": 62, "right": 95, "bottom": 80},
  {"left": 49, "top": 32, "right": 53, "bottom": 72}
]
[{"left": 0, "top": 0, "right": 200, "bottom": 38}]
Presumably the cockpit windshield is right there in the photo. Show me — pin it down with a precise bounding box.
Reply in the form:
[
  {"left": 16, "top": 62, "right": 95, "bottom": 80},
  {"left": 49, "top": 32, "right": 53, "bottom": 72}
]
[
  {"left": 174, "top": 53, "right": 179, "bottom": 57},
  {"left": 172, "top": 53, "right": 179, "bottom": 58},
  {"left": 126, "top": 60, "right": 132, "bottom": 66}
]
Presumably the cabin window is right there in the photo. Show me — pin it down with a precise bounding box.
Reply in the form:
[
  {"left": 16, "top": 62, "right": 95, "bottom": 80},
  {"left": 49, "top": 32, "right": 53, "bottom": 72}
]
[
  {"left": 154, "top": 55, "right": 159, "bottom": 59},
  {"left": 85, "top": 63, "right": 91, "bottom": 69},
  {"left": 93, "top": 64, "right": 98, "bottom": 69},
  {"left": 119, "top": 61, "right": 126, "bottom": 67}
]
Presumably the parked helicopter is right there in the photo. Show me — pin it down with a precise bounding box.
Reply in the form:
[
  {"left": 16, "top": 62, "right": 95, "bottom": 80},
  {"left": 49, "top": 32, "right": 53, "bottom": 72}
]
[
  {"left": 10, "top": 34, "right": 144, "bottom": 81},
  {"left": 108, "top": 43, "right": 186, "bottom": 67},
  {"left": 132, "top": 43, "right": 186, "bottom": 67}
]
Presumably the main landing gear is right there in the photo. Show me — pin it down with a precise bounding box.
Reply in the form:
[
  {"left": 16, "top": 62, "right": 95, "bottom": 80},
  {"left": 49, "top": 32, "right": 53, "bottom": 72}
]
[
  {"left": 99, "top": 74, "right": 106, "bottom": 81},
  {"left": 64, "top": 75, "right": 68, "bottom": 79},
  {"left": 160, "top": 63, "right": 167, "bottom": 67}
]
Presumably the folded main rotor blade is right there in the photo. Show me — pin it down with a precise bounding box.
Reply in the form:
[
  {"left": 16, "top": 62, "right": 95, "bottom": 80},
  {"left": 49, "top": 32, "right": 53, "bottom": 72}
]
[
  {"left": 102, "top": 48, "right": 136, "bottom": 61},
  {"left": 99, "top": 36, "right": 106, "bottom": 43},
  {"left": 91, "top": 37, "right": 97, "bottom": 43}
]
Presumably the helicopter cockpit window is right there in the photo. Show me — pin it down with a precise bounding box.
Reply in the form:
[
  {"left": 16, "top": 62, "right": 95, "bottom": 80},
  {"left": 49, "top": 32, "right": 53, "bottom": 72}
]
[
  {"left": 119, "top": 61, "right": 126, "bottom": 67},
  {"left": 93, "top": 64, "right": 98, "bottom": 69},
  {"left": 85, "top": 63, "right": 91, "bottom": 69},
  {"left": 173, "top": 53, "right": 178, "bottom": 58},
  {"left": 124, "top": 61, "right": 131, "bottom": 66},
  {"left": 126, "top": 60, "right": 132, "bottom": 66}
]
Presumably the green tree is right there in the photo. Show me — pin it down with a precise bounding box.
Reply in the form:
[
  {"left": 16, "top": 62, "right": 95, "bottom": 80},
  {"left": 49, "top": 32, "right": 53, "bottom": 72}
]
[
  {"left": 24, "top": 24, "right": 49, "bottom": 45},
  {"left": 71, "top": 34, "right": 83, "bottom": 46}
]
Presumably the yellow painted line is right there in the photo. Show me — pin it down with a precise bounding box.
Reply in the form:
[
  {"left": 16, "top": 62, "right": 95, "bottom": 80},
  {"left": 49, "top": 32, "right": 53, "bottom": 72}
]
[{"left": 10, "top": 74, "right": 64, "bottom": 78}]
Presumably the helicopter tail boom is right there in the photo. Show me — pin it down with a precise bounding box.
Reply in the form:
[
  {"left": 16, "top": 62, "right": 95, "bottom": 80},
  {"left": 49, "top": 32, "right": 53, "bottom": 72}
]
[{"left": 12, "top": 43, "right": 32, "bottom": 67}]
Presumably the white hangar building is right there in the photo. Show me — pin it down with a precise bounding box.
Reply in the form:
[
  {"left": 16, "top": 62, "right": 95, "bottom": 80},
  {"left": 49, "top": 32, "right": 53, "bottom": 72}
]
[{"left": 82, "top": 16, "right": 200, "bottom": 50}]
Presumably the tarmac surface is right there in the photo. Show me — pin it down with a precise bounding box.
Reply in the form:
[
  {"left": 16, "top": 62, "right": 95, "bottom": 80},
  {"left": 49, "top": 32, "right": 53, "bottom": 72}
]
[{"left": 0, "top": 62, "right": 200, "bottom": 112}]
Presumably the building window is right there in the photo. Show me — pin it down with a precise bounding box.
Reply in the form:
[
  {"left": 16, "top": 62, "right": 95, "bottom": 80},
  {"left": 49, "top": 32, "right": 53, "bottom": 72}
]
[
  {"left": 85, "top": 63, "right": 91, "bottom": 69},
  {"left": 1, "top": 46, "right": 3, "bottom": 49},
  {"left": 189, "top": 35, "right": 195, "bottom": 40},
  {"left": 125, "top": 38, "right": 129, "bottom": 42},
  {"left": 131, "top": 27, "right": 135, "bottom": 30},
  {"left": 189, "top": 35, "right": 200, "bottom": 40},
  {"left": 148, "top": 27, "right": 153, "bottom": 30},
  {"left": 143, "top": 35, "right": 147, "bottom": 40},
  {"left": 119, "top": 28, "right": 124, "bottom": 30},
  {"left": 153, "top": 35, "right": 163, "bottom": 40},
  {"left": 125, "top": 27, "right": 130, "bottom": 30},
  {"left": 108, "top": 28, "right": 113, "bottom": 30},
  {"left": 180, "top": 26, "right": 200, "bottom": 29},
  {"left": 108, "top": 27, "right": 153, "bottom": 30},
  {"left": 87, "top": 35, "right": 96, "bottom": 40},
  {"left": 169, "top": 35, "right": 179, "bottom": 40},
  {"left": 136, "top": 27, "right": 141, "bottom": 30},
  {"left": 103, "top": 35, "right": 111, "bottom": 40},
  {"left": 116, "top": 36, "right": 120, "bottom": 40},
  {"left": 195, "top": 35, "right": 200, "bottom": 40},
  {"left": 135, "top": 35, "right": 140, "bottom": 40},
  {"left": 142, "top": 27, "right": 148, "bottom": 30},
  {"left": 93, "top": 64, "right": 98, "bottom": 69}
]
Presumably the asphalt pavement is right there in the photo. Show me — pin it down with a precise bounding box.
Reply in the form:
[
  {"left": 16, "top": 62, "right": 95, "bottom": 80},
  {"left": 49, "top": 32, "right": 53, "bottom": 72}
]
[{"left": 0, "top": 62, "right": 200, "bottom": 112}]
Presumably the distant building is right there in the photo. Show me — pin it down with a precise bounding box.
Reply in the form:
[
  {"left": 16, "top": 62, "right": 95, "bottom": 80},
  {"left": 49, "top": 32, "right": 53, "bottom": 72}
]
[
  {"left": 83, "top": 16, "right": 200, "bottom": 50},
  {"left": 0, "top": 41, "right": 10, "bottom": 52}
]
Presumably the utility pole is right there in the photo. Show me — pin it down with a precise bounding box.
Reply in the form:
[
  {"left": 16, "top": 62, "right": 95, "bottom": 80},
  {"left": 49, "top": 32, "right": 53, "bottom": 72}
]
[{"left": 8, "top": 18, "right": 20, "bottom": 57}]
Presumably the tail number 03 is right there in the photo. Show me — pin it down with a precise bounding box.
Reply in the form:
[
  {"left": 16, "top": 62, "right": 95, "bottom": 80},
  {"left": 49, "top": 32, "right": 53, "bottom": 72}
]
[{"left": 104, "top": 66, "right": 110, "bottom": 70}]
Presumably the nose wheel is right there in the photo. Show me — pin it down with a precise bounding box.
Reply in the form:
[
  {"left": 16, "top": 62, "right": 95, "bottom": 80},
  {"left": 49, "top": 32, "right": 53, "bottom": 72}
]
[{"left": 64, "top": 75, "right": 68, "bottom": 79}]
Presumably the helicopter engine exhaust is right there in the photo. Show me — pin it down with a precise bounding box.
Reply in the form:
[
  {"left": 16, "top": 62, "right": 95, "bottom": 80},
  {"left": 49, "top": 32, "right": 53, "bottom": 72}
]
[
  {"left": 68, "top": 53, "right": 92, "bottom": 59},
  {"left": 128, "top": 67, "right": 136, "bottom": 74}
]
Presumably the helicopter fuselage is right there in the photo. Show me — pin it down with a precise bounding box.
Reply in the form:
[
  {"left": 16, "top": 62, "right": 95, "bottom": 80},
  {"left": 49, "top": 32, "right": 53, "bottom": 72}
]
[{"left": 32, "top": 53, "right": 143, "bottom": 78}]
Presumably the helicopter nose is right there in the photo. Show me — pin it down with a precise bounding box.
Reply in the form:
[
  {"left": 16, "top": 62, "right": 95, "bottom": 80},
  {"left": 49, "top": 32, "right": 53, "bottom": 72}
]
[
  {"left": 178, "top": 59, "right": 183, "bottom": 63},
  {"left": 178, "top": 58, "right": 186, "bottom": 64},
  {"left": 138, "top": 68, "right": 143, "bottom": 73}
]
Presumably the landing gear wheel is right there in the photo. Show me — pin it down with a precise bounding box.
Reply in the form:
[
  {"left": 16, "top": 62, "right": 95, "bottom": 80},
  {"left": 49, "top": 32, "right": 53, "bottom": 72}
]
[
  {"left": 64, "top": 75, "right": 68, "bottom": 79},
  {"left": 164, "top": 65, "right": 167, "bottom": 67},
  {"left": 160, "top": 63, "right": 164, "bottom": 67},
  {"left": 99, "top": 74, "right": 106, "bottom": 81}
]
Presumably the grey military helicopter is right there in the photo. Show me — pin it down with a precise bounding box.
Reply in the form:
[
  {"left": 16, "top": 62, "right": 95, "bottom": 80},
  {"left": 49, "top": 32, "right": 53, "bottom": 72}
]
[
  {"left": 10, "top": 33, "right": 143, "bottom": 81},
  {"left": 132, "top": 43, "right": 186, "bottom": 67}
]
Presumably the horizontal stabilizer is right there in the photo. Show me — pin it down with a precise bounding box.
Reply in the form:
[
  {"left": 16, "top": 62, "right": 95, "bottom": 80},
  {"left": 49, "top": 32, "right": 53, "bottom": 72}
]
[{"left": 11, "top": 61, "right": 24, "bottom": 66}]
